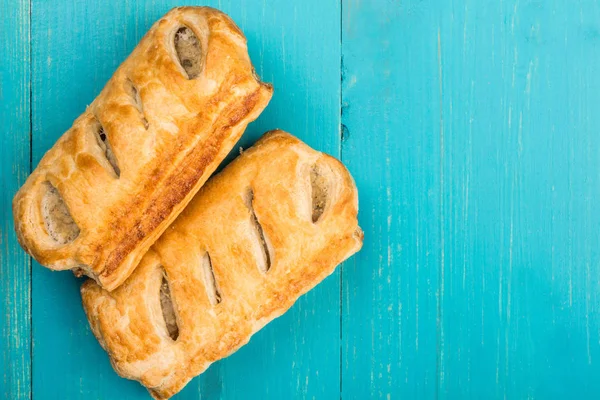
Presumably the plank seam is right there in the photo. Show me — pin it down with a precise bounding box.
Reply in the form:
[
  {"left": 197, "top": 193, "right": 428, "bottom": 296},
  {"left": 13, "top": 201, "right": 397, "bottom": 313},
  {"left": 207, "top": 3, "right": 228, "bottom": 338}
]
[
  {"left": 28, "top": 0, "right": 33, "bottom": 398},
  {"left": 339, "top": 1, "right": 344, "bottom": 400}
]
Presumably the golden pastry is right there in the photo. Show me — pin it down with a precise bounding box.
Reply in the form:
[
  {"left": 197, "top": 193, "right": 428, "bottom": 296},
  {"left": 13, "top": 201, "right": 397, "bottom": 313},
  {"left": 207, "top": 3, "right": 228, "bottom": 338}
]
[
  {"left": 13, "top": 6, "right": 272, "bottom": 290},
  {"left": 81, "top": 130, "right": 363, "bottom": 399}
]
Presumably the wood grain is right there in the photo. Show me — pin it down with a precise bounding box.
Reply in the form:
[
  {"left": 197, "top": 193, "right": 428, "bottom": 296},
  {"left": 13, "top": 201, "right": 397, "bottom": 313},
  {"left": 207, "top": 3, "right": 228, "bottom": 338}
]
[
  {"left": 0, "top": 0, "right": 31, "bottom": 398},
  {"left": 437, "top": 1, "right": 600, "bottom": 398},
  {"left": 341, "top": 1, "right": 440, "bottom": 398},
  {"left": 342, "top": 0, "right": 600, "bottom": 399}
]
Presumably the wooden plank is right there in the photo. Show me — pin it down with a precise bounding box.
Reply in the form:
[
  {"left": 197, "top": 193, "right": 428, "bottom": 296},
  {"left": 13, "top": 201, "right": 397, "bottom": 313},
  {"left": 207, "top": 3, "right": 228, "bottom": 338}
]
[
  {"left": 437, "top": 0, "right": 600, "bottom": 398},
  {"left": 30, "top": 2, "right": 151, "bottom": 397},
  {"left": 0, "top": 0, "right": 31, "bottom": 397},
  {"left": 188, "top": 2, "right": 342, "bottom": 400},
  {"left": 183, "top": 1, "right": 342, "bottom": 399},
  {"left": 31, "top": 1, "right": 341, "bottom": 398},
  {"left": 341, "top": 1, "right": 440, "bottom": 398}
]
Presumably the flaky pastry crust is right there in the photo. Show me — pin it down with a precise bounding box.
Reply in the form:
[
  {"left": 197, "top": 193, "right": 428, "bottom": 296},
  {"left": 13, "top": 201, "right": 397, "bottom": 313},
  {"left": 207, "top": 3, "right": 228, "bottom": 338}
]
[
  {"left": 81, "top": 131, "right": 363, "bottom": 399},
  {"left": 13, "top": 7, "right": 273, "bottom": 290}
]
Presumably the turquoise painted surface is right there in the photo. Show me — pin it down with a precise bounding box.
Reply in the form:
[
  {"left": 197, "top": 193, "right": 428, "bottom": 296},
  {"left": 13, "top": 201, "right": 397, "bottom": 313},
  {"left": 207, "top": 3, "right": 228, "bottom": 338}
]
[
  {"left": 2, "top": 0, "right": 600, "bottom": 398},
  {"left": 341, "top": 1, "right": 440, "bottom": 398},
  {"left": 0, "top": 0, "right": 31, "bottom": 399},
  {"left": 435, "top": 1, "right": 600, "bottom": 397}
]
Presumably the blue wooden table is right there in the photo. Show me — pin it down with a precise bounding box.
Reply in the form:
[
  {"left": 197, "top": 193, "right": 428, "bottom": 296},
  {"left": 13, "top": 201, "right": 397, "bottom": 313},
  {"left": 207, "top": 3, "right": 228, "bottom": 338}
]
[{"left": 2, "top": 0, "right": 600, "bottom": 399}]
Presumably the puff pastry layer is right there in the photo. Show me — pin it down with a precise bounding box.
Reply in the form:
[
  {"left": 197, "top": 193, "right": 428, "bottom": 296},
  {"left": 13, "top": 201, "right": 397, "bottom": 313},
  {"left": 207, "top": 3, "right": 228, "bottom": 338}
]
[
  {"left": 13, "top": 7, "right": 272, "bottom": 290},
  {"left": 81, "top": 130, "right": 363, "bottom": 399}
]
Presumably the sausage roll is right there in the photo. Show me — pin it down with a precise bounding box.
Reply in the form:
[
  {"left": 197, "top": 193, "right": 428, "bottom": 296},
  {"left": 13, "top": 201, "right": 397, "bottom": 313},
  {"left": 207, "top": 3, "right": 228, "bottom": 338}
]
[
  {"left": 81, "top": 130, "right": 363, "bottom": 399},
  {"left": 13, "top": 7, "right": 273, "bottom": 290}
]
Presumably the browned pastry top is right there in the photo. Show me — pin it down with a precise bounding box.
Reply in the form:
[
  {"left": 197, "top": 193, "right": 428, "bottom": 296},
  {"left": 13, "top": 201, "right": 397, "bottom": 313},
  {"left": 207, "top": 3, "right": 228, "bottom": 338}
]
[
  {"left": 13, "top": 6, "right": 272, "bottom": 290},
  {"left": 81, "top": 131, "right": 363, "bottom": 399}
]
